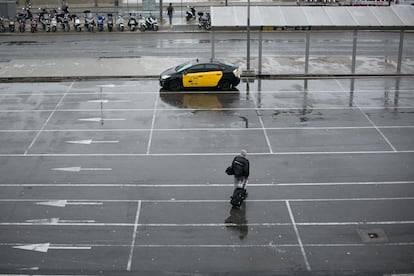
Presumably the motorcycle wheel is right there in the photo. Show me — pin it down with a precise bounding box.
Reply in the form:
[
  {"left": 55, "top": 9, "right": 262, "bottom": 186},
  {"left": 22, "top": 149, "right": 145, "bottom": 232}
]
[
  {"left": 205, "top": 23, "right": 211, "bottom": 30},
  {"left": 152, "top": 25, "right": 158, "bottom": 31},
  {"left": 140, "top": 25, "right": 146, "bottom": 32},
  {"left": 19, "top": 25, "right": 25, "bottom": 32}
]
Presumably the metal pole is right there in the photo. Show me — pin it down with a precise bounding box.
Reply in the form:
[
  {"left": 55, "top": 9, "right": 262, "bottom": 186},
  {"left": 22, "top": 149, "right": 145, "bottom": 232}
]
[
  {"left": 159, "top": 0, "right": 163, "bottom": 23},
  {"left": 246, "top": 0, "right": 250, "bottom": 71},
  {"left": 351, "top": 30, "right": 358, "bottom": 75},
  {"left": 396, "top": 30, "right": 404, "bottom": 74},
  {"left": 258, "top": 28, "right": 262, "bottom": 75},
  {"left": 304, "top": 31, "right": 310, "bottom": 74},
  {"left": 211, "top": 29, "right": 215, "bottom": 60}
]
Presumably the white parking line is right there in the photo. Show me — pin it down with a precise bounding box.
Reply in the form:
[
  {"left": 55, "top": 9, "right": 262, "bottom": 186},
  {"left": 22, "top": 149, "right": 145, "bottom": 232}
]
[
  {"left": 127, "top": 200, "right": 141, "bottom": 271},
  {"left": 146, "top": 95, "right": 159, "bottom": 155},
  {"left": 23, "top": 81, "right": 75, "bottom": 155},
  {"left": 0, "top": 180, "right": 412, "bottom": 187},
  {"left": 1, "top": 150, "right": 413, "bottom": 157},
  {"left": 356, "top": 104, "right": 398, "bottom": 152},
  {"left": 286, "top": 200, "right": 311, "bottom": 271}
]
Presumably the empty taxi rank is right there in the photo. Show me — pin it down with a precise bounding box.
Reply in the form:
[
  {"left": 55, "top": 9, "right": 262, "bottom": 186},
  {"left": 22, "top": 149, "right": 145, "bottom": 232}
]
[{"left": 0, "top": 78, "right": 413, "bottom": 275}]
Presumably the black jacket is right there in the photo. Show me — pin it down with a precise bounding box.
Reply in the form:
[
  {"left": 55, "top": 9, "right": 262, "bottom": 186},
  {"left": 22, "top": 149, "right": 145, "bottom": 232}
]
[{"left": 232, "top": 156, "right": 249, "bottom": 178}]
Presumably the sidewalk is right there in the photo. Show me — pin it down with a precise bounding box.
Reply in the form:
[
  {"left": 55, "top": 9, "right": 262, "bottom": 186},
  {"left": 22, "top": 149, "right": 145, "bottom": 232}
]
[{"left": 1, "top": 19, "right": 414, "bottom": 82}]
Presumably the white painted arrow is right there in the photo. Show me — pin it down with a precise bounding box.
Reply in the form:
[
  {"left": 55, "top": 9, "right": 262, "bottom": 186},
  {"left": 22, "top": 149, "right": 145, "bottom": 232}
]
[
  {"left": 36, "top": 200, "right": 103, "bottom": 208},
  {"left": 66, "top": 139, "right": 119, "bottom": 145},
  {"left": 78, "top": 117, "right": 125, "bottom": 122},
  {"left": 87, "top": 99, "right": 130, "bottom": 103},
  {"left": 13, "top": 243, "right": 91, "bottom": 253},
  {"left": 25, "top": 218, "right": 96, "bottom": 224},
  {"left": 20, "top": 267, "right": 40, "bottom": 271},
  {"left": 52, "top": 166, "right": 112, "bottom": 172}
]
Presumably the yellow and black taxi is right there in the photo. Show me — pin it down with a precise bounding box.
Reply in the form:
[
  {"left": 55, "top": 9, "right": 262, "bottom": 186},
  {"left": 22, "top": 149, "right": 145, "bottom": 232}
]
[{"left": 159, "top": 59, "right": 241, "bottom": 91}]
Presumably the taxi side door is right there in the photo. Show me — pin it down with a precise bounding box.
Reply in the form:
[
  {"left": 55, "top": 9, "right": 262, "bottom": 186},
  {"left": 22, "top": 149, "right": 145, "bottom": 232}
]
[{"left": 182, "top": 64, "right": 205, "bottom": 88}]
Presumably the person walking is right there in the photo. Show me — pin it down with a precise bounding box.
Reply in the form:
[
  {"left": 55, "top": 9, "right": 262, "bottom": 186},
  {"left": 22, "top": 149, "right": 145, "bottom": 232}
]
[
  {"left": 166, "top": 3, "right": 174, "bottom": 28},
  {"left": 231, "top": 149, "right": 249, "bottom": 191}
]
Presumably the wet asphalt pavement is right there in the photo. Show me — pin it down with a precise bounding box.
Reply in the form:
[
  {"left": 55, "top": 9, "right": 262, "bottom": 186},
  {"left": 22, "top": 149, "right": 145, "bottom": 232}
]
[{"left": 0, "top": 77, "right": 413, "bottom": 275}]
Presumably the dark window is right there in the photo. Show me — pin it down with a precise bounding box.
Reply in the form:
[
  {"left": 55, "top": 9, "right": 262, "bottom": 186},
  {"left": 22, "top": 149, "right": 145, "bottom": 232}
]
[
  {"left": 205, "top": 64, "right": 221, "bottom": 71},
  {"left": 187, "top": 64, "right": 205, "bottom": 73}
]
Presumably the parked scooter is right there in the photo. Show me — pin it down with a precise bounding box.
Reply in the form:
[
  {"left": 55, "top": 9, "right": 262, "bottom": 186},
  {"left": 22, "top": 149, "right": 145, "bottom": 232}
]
[
  {"left": 0, "top": 17, "right": 5, "bottom": 33},
  {"left": 50, "top": 14, "right": 57, "bottom": 32},
  {"left": 117, "top": 15, "right": 124, "bottom": 31},
  {"left": 107, "top": 13, "right": 113, "bottom": 32},
  {"left": 138, "top": 14, "right": 146, "bottom": 31},
  {"left": 97, "top": 14, "right": 105, "bottom": 32},
  {"left": 17, "top": 9, "right": 31, "bottom": 33},
  {"left": 9, "top": 17, "right": 16, "bottom": 32},
  {"left": 18, "top": 16, "right": 26, "bottom": 32},
  {"left": 139, "top": 14, "right": 158, "bottom": 31},
  {"left": 186, "top": 6, "right": 196, "bottom": 21},
  {"left": 60, "top": 13, "right": 70, "bottom": 32},
  {"left": 73, "top": 15, "right": 81, "bottom": 32},
  {"left": 30, "top": 17, "right": 38, "bottom": 33},
  {"left": 128, "top": 14, "right": 138, "bottom": 31},
  {"left": 197, "top": 11, "right": 211, "bottom": 30},
  {"left": 84, "top": 10, "right": 95, "bottom": 32},
  {"left": 40, "top": 11, "right": 51, "bottom": 32}
]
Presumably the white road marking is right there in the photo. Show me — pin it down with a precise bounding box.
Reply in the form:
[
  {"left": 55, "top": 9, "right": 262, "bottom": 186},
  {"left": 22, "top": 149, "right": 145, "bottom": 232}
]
[
  {"left": 2, "top": 150, "right": 414, "bottom": 157},
  {"left": 286, "top": 200, "right": 311, "bottom": 271},
  {"left": 25, "top": 218, "right": 95, "bottom": 224},
  {"left": 357, "top": 105, "right": 398, "bottom": 152},
  {"left": 1, "top": 221, "right": 414, "bottom": 227},
  {"left": 127, "top": 200, "right": 142, "bottom": 271},
  {"left": 66, "top": 139, "right": 119, "bottom": 144},
  {"left": 13, "top": 243, "right": 91, "bottom": 253},
  {"left": 78, "top": 117, "right": 125, "bottom": 122},
  {"left": 87, "top": 99, "right": 131, "bottom": 103},
  {"left": 0, "top": 180, "right": 413, "bottom": 187},
  {"left": 146, "top": 94, "right": 159, "bottom": 155},
  {"left": 52, "top": 167, "right": 112, "bottom": 172},
  {"left": 36, "top": 200, "right": 103, "bottom": 207},
  {"left": 24, "top": 81, "right": 75, "bottom": 155},
  {"left": 1, "top": 125, "right": 414, "bottom": 132}
]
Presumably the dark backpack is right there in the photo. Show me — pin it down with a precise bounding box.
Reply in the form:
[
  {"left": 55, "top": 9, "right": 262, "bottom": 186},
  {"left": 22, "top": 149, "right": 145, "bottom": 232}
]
[{"left": 232, "top": 156, "right": 246, "bottom": 177}]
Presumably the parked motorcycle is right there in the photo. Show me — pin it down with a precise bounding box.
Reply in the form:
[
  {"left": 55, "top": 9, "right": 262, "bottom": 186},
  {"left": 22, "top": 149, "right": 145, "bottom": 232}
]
[
  {"left": 186, "top": 6, "right": 196, "bottom": 21},
  {"left": 60, "top": 13, "right": 70, "bottom": 32},
  {"left": 140, "top": 14, "right": 158, "bottom": 31},
  {"left": 73, "top": 15, "right": 81, "bottom": 32},
  {"left": 198, "top": 11, "right": 211, "bottom": 30},
  {"left": 138, "top": 15, "right": 146, "bottom": 31},
  {"left": 107, "top": 13, "right": 113, "bottom": 32},
  {"left": 97, "top": 14, "right": 105, "bottom": 32},
  {"left": 128, "top": 14, "right": 137, "bottom": 31},
  {"left": 84, "top": 10, "right": 95, "bottom": 32},
  {"left": 30, "top": 17, "right": 38, "bottom": 33},
  {"left": 40, "top": 11, "right": 51, "bottom": 32},
  {"left": 50, "top": 14, "right": 57, "bottom": 32},
  {"left": 117, "top": 15, "right": 124, "bottom": 31},
  {"left": 18, "top": 16, "right": 26, "bottom": 32},
  {"left": 17, "top": 9, "right": 30, "bottom": 33},
  {"left": 0, "top": 17, "right": 5, "bottom": 33},
  {"left": 9, "top": 17, "right": 15, "bottom": 32}
]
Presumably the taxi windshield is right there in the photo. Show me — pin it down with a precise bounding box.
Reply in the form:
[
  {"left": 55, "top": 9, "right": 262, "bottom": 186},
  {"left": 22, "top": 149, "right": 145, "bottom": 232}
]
[{"left": 175, "top": 61, "right": 195, "bottom": 72}]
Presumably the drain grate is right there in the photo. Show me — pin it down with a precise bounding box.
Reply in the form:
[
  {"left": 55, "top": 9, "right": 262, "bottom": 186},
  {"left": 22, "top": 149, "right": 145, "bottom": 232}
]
[{"left": 357, "top": 228, "right": 388, "bottom": 243}]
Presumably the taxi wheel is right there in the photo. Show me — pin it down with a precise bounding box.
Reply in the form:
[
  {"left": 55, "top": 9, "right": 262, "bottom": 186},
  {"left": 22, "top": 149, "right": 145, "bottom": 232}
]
[
  {"left": 169, "top": 79, "right": 182, "bottom": 91},
  {"left": 219, "top": 79, "right": 231, "bottom": 91}
]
